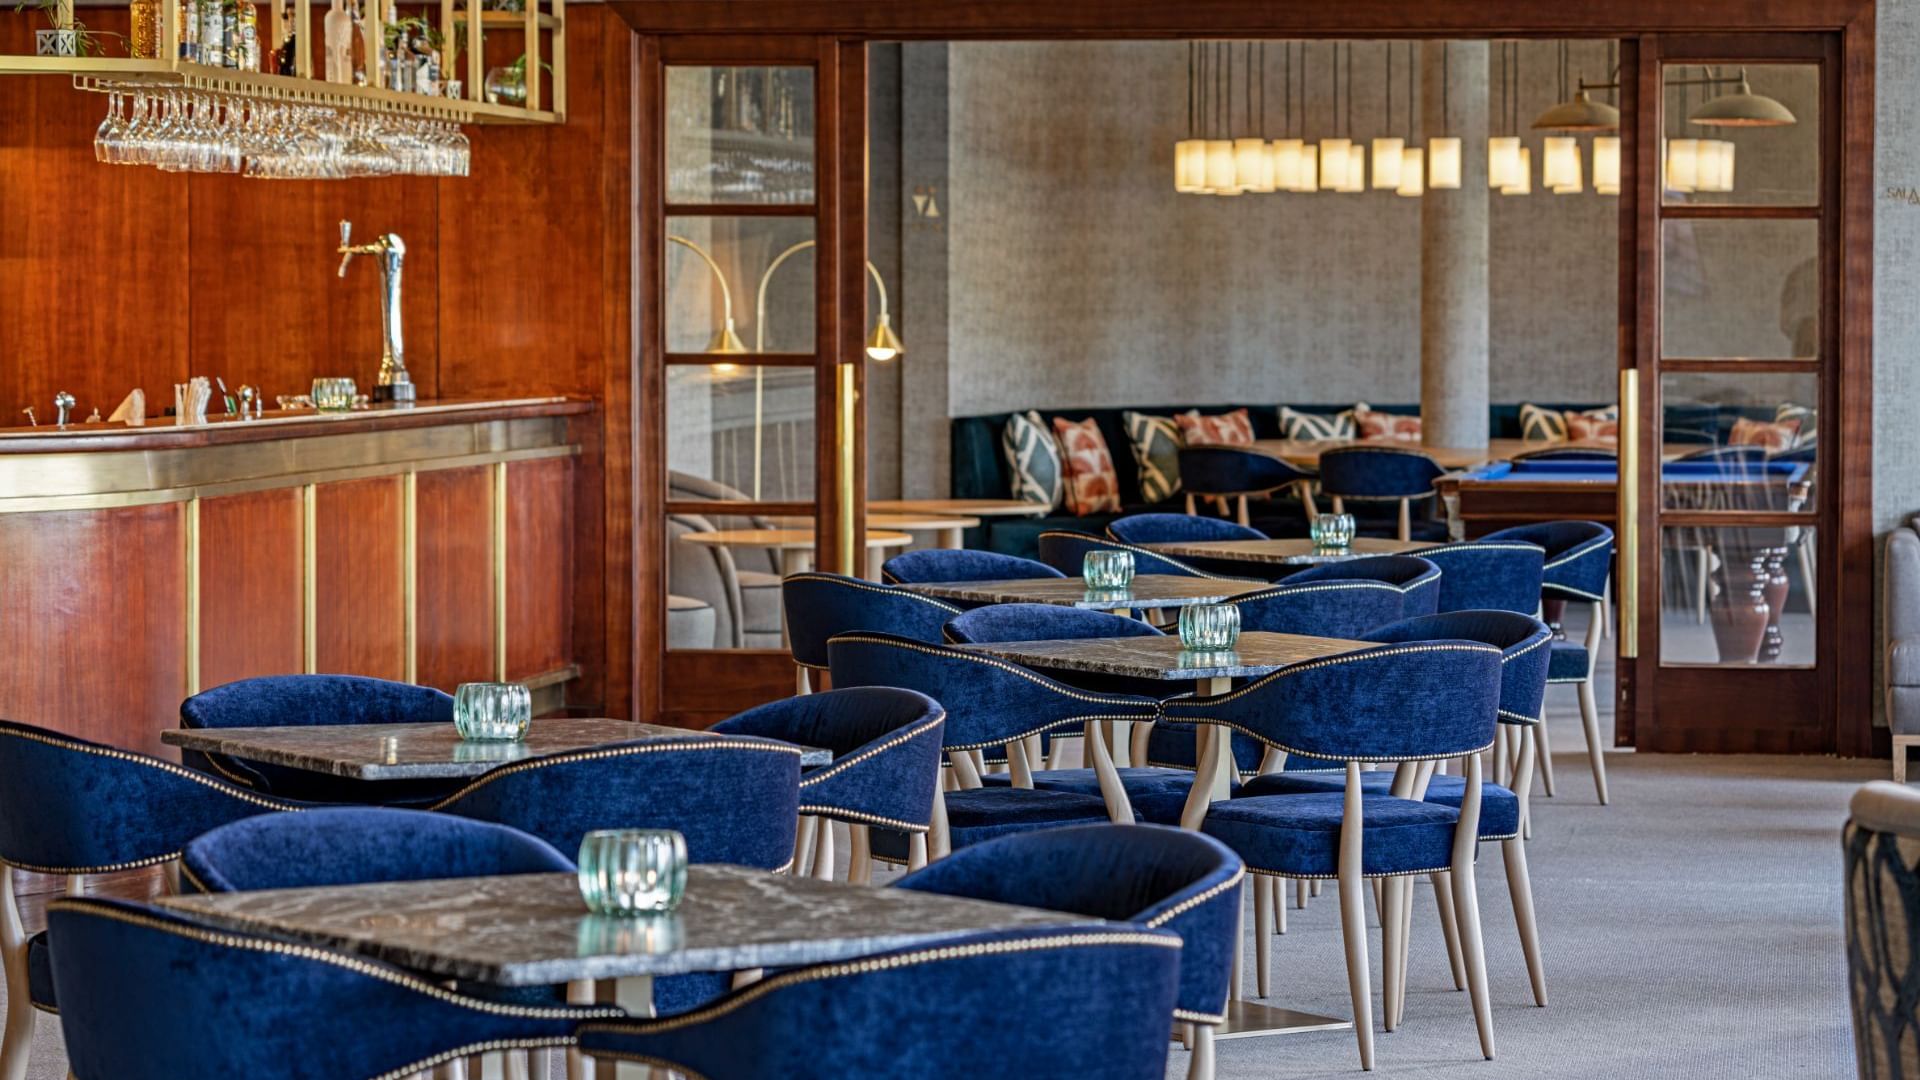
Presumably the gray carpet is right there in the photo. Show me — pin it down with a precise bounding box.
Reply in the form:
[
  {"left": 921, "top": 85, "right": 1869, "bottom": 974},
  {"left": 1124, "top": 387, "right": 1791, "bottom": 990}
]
[{"left": 5, "top": 616, "right": 1880, "bottom": 1078}]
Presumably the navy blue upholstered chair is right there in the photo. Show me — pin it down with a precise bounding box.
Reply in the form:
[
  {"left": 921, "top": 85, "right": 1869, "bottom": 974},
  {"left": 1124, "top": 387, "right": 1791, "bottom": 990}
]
[
  {"left": 1484, "top": 521, "right": 1616, "bottom": 805},
  {"left": 1316, "top": 446, "right": 1450, "bottom": 542},
  {"left": 1408, "top": 540, "right": 1548, "bottom": 615},
  {"left": 1282, "top": 554, "right": 1443, "bottom": 616},
  {"left": 574, "top": 925, "right": 1182, "bottom": 1080},
  {"left": 1163, "top": 641, "right": 1506, "bottom": 1068},
  {"left": 1035, "top": 530, "right": 1228, "bottom": 580},
  {"left": 1235, "top": 611, "right": 1554, "bottom": 1008},
  {"left": 941, "top": 606, "right": 1201, "bottom": 825},
  {"left": 179, "top": 674, "right": 458, "bottom": 805},
  {"left": 181, "top": 806, "right": 571, "bottom": 894},
  {"left": 1177, "top": 447, "right": 1316, "bottom": 532},
  {"left": 781, "top": 572, "right": 961, "bottom": 692},
  {"left": 1106, "top": 513, "right": 1265, "bottom": 545},
  {"left": 47, "top": 896, "right": 624, "bottom": 1080},
  {"left": 881, "top": 548, "right": 1066, "bottom": 585},
  {"left": 712, "top": 688, "right": 946, "bottom": 883},
  {"left": 0, "top": 718, "right": 305, "bottom": 1080},
  {"left": 894, "top": 825, "right": 1244, "bottom": 1080},
  {"left": 431, "top": 734, "right": 802, "bottom": 1016},
  {"left": 828, "top": 632, "right": 1158, "bottom": 865}
]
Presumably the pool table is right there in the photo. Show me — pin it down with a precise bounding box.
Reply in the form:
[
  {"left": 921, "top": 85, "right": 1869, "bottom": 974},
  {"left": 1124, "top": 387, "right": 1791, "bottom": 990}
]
[{"left": 1437, "top": 457, "right": 1812, "bottom": 537}]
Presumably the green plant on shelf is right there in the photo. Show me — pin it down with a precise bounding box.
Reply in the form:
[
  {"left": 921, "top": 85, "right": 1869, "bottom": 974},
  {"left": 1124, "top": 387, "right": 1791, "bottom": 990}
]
[{"left": 14, "top": 0, "right": 125, "bottom": 56}]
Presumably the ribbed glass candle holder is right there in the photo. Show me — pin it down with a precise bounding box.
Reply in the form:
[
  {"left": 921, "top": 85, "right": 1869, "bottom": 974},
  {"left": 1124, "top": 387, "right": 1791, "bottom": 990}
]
[{"left": 578, "top": 829, "right": 689, "bottom": 915}]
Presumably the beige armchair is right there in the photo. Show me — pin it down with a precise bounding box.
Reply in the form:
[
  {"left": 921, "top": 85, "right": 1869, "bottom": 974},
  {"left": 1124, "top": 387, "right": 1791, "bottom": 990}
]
[{"left": 667, "top": 471, "right": 784, "bottom": 649}]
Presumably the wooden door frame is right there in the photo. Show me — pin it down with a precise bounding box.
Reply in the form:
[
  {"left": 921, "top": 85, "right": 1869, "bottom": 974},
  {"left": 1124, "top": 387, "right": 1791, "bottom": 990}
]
[{"left": 620, "top": 0, "right": 1875, "bottom": 755}]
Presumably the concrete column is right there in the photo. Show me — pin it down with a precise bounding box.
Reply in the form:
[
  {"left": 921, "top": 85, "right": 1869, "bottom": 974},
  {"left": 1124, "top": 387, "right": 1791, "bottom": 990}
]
[{"left": 1419, "top": 41, "right": 1491, "bottom": 449}]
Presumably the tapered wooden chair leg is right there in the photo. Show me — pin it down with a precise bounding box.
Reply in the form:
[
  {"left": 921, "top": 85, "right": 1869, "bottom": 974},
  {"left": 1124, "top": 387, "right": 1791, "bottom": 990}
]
[
  {"left": 1273, "top": 876, "right": 1286, "bottom": 934},
  {"left": 848, "top": 825, "right": 872, "bottom": 885},
  {"left": 1187, "top": 1024, "right": 1216, "bottom": 1080},
  {"left": 1429, "top": 871, "right": 1466, "bottom": 990},
  {"left": 811, "top": 819, "right": 836, "bottom": 880},
  {"left": 793, "top": 816, "right": 818, "bottom": 876},
  {"left": 1296, "top": 877, "right": 1309, "bottom": 910},
  {"left": 1534, "top": 712, "right": 1558, "bottom": 797},
  {"left": 907, "top": 832, "right": 929, "bottom": 871},
  {"left": 1254, "top": 876, "right": 1273, "bottom": 998},
  {"left": 1452, "top": 761, "right": 1497, "bottom": 1060},
  {"left": 1578, "top": 677, "right": 1610, "bottom": 805},
  {"left": 1380, "top": 877, "right": 1403, "bottom": 1032},
  {"left": 1503, "top": 838, "right": 1549, "bottom": 1006},
  {"left": 1, "top": 870, "right": 39, "bottom": 1080},
  {"left": 1338, "top": 771, "right": 1376, "bottom": 1070}
]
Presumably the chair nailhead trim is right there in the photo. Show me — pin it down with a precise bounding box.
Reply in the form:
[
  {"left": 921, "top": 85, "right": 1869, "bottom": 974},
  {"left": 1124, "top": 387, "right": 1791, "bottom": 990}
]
[
  {"left": 797, "top": 715, "right": 946, "bottom": 788},
  {"left": 430, "top": 739, "right": 803, "bottom": 808},
  {"left": 47, "top": 900, "right": 631, "bottom": 1022},
  {"left": 574, "top": 931, "right": 1182, "bottom": 1037},
  {"left": 0, "top": 726, "right": 304, "bottom": 813},
  {"left": 784, "top": 573, "right": 965, "bottom": 616},
  {"left": 794, "top": 806, "right": 931, "bottom": 832},
  {"left": 373, "top": 1038, "right": 582, "bottom": 1080},
  {"left": 1144, "top": 865, "right": 1245, "bottom": 927}
]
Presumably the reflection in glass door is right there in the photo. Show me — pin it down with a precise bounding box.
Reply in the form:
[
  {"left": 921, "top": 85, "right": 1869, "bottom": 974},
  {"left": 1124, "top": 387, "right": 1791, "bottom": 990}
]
[{"left": 1629, "top": 39, "right": 1835, "bottom": 752}]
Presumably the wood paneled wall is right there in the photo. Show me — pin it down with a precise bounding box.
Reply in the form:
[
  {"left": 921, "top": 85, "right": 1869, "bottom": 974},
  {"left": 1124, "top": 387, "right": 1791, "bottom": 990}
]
[{"left": 0, "top": 6, "right": 635, "bottom": 717}]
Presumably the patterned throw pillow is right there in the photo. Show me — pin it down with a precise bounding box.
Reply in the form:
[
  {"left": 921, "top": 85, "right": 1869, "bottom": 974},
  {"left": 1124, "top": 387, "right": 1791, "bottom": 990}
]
[
  {"left": 1050, "top": 417, "right": 1123, "bottom": 516},
  {"left": 1001, "top": 410, "right": 1063, "bottom": 510},
  {"left": 1278, "top": 405, "right": 1356, "bottom": 440},
  {"left": 1519, "top": 402, "right": 1571, "bottom": 443},
  {"left": 1353, "top": 402, "right": 1423, "bottom": 442},
  {"left": 1122, "top": 411, "right": 1183, "bottom": 504},
  {"left": 1777, "top": 403, "right": 1818, "bottom": 447},
  {"left": 1175, "top": 408, "right": 1255, "bottom": 447},
  {"left": 1730, "top": 415, "right": 1801, "bottom": 452},
  {"left": 1566, "top": 412, "right": 1619, "bottom": 444}
]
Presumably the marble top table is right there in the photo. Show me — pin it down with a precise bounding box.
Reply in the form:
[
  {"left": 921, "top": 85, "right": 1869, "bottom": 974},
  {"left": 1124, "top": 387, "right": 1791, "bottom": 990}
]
[
  {"left": 767, "top": 513, "right": 984, "bottom": 551},
  {"left": 957, "top": 630, "right": 1373, "bottom": 682},
  {"left": 1145, "top": 536, "right": 1426, "bottom": 567},
  {"left": 158, "top": 866, "right": 1102, "bottom": 988},
  {"left": 162, "top": 718, "right": 831, "bottom": 780},
  {"left": 899, "top": 573, "right": 1267, "bottom": 611},
  {"left": 870, "top": 498, "right": 1048, "bottom": 518}
]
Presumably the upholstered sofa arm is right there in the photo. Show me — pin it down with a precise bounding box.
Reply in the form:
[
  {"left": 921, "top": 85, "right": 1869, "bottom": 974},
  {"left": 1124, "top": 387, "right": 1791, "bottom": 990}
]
[{"left": 1888, "top": 523, "right": 1920, "bottom": 684}]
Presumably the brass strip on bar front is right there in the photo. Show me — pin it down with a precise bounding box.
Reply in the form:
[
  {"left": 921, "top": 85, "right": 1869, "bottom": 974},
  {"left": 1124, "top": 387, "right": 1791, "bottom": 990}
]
[
  {"left": 1619, "top": 368, "right": 1640, "bottom": 659},
  {"left": 184, "top": 496, "right": 201, "bottom": 697},
  {"left": 302, "top": 483, "right": 318, "bottom": 674},
  {"left": 403, "top": 471, "right": 419, "bottom": 684},
  {"left": 493, "top": 461, "right": 510, "bottom": 681},
  {"left": 836, "top": 363, "right": 857, "bottom": 577}
]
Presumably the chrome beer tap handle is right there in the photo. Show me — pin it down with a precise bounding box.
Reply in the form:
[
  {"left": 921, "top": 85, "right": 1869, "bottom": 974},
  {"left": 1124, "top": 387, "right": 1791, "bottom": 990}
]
[{"left": 53, "top": 391, "right": 75, "bottom": 429}]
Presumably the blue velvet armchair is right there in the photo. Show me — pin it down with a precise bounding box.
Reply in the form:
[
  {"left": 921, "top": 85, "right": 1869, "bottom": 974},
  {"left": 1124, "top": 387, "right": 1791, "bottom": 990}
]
[
  {"left": 1106, "top": 513, "right": 1265, "bottom": 545},
  {"left": 574, "top": 925, "right": 1182, "bottom": 1080},
  {"left": 1162, "top": 641, "right": 1505, "bottom": 1068},
  {"left": 881, "top": 548, "right": 1066, "bottom": 585},
  {"left": 0, "top": 718, "right": 305, "bottom": 1080},
  {"left": 827, "top": 632, "right": 1160, "bottom": 864},
  {"left": 1482, "top": 521, "right": 1616, "bottom": 805},
  {"left": 179, "top": 674, "right": 459, "bottom": 805},
  {"left": 1283, "top": 553, "right": 1443, "bottom": 616},
  {"left": 893, "top": 824, "right": 1243, "bottom": 1078},
  {"left": 46, "top": 896, "right": 624, "bottom": 1080},
  {"left": 1407, "top": 540, "right": 1548, "bottom": 615},
  {"left": 1177, "top": 446, "right": 1316, "bottom": 533},
  {"left": 781, "top": 573, "right": 961, "bottom": 689},
  {"left": 1316, "top": 446, "right": 1449, "bottom": 542},
  {"left": 712, "top": 688, "right": 946, "bottom": 883}
]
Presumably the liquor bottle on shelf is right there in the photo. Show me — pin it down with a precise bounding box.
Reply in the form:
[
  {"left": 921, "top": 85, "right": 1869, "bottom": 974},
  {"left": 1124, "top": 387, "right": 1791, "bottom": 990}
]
[
  {"left": 349, "top": 0, "right": 367, "bottom": 85},
  {"left": 323, "top": 0, "right": 352, "bottom": 83},
  {"left": 200, "top": 0, "right": 223, "bottom": 66},
  {"left": 237, "top": 0, "right": 257, "bottom": 69},
  {"left": 179, "top": 0, "right": 200, "bottom": 61},
  {"left": 221, "top": 0, "right": 238, "bottom": 67},
  {"left": 274, "top": 0, "right": 297, "bottom": 74},
  {"left": 130, "top": 0, "right": 159, "bottom": 58}
]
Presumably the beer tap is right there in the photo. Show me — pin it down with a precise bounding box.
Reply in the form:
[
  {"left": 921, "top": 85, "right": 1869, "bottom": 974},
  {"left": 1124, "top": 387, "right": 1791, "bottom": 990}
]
[
  {"left": 336, "top": 220, "right": 416, "bottom": 404},
  {"left": 53, "top": 391, "right": 74, "bottom": 429}
]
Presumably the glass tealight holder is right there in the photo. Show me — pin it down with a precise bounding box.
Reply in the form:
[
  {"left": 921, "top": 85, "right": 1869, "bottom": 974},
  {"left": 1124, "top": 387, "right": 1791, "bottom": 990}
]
[
  {"left": 1178, "top": 602, "right": 1241, "bottom": 651},
  {"left": 1083, "top": 550, "right": 1136, "bottom": 590},
  {"left": 1310, "top": 512, "right": 1358, "bottom": 552},
  {"left": 452, "top": 681, "right": 532, "bottom": 742},
  {"left": 578, "top": 829, "right": 689, "bottom": 915},
  {"left": 312, "top": 377, "right": 358, "bottom": 412}
]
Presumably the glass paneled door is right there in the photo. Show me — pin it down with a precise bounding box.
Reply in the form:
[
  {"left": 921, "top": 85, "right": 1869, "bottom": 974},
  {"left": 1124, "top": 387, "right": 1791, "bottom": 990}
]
[
  {"left": 1622, "top": 36, "right": 1839, "bottom": 752},
  {"left": 648, "top": 38, "right": 868, "bottom": 727}
]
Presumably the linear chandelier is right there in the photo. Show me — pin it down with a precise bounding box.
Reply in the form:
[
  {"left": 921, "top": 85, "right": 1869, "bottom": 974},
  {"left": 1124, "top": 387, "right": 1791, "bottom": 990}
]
[{"left": 1170, "top": 40, "right": 1795, "bottom": 200}]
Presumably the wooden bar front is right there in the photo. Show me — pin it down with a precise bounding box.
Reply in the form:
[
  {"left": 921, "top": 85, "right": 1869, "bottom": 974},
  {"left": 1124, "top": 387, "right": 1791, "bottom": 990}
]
[{"left": 0, "top": 398, "right": 590, "bottom": 755}]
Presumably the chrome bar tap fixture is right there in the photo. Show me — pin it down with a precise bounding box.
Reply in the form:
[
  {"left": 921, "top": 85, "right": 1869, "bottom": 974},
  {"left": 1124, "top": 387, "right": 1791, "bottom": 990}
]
[{"left": 336, "top": 219, "right": 415, "bottom": 404}]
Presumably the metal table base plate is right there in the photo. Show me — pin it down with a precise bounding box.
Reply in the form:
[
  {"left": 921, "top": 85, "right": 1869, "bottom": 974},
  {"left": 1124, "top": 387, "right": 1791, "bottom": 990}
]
[{"left": 1217, "top": 999, "right": 1353, "bottom": 1039}]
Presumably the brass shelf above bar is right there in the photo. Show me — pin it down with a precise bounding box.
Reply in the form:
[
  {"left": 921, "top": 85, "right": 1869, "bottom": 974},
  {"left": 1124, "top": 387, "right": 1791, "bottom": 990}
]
[{"left": 0, "top": 56, "right": 559, "bottom": 124}]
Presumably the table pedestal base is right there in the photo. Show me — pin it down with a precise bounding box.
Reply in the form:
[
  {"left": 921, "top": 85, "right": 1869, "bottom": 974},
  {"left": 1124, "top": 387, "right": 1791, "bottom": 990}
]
[{"left": 1216, "top": 999, "right": 1354, "bottom": 1039}]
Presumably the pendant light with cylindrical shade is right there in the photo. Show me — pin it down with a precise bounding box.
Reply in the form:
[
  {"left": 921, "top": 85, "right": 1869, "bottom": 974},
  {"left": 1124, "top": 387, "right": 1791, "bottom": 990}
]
[
  {"left": 1370, "top": 40, "right": 1404, "bottom": 189},
  {"left": 1591, "top": 42, "right": 1622, "bottom": 195},
  {"left": 1232, "top": 42, "right": 1275, "bottom": 192},
  {"left": 1272, "top": 42, "right": 1304, "bottom": 191},
  {"left": 1333, "top": 43, "right": 1366, "bottom": 191},
  {"left": 1174, "top": 42, "right": 1207, "bottom": 192},
  {"left": 1428, "top": 41, "right": 1461, "bottom": 189},
  {"left": 1317, "top": 41, "right": 1350, "bottom": 190},
  {"left": 1487, "top": 42, "right": 1521, "bottom": 189},
  {"left": 1396, "top": 42, "right": 1424, "bottom": 197}
]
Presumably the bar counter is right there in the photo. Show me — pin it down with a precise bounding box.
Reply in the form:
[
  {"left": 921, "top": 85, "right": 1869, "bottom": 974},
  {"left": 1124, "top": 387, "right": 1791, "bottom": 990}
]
[{"left": 0, "top": 397, "right": 593, "bottom": 755}]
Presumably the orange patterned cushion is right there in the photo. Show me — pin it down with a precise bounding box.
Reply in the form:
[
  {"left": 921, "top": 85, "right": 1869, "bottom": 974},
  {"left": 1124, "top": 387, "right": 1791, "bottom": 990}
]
[
  {"left": 1050, "top": 417, "right": 1123, "bottom": 515},
  {"left": 1353, "top": 403, "right": 1423, "bottom": 442},
  {"left": 1175, "top": 408, "right": 1254, "bottom": 447},
  {"left": 1729, "top": 415, "right": 1801, "bottom": 452},
  {"left": 1566, "top": 413, "right": 1619, "bottom": 444}
]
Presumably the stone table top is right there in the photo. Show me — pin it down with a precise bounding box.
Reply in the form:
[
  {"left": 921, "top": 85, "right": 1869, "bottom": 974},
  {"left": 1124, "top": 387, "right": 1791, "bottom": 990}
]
[
  {"left": 158, "top": 867, "right": 1106, "bottom": 986},
  {"left": 869, "top": 498, "right": 1049, "bottom": 518},
  {"left": 161, "top": 719, "right": 832, "bottom": 780},
  {"left": 1144, "top": 537, "right": 1426, "bottom": 566},
  {"left": 899, "top": 574, "right": 1266, "bottom": 610},
  {"left": 958, "top": 631, "right": 1374, "bottom": 681}
]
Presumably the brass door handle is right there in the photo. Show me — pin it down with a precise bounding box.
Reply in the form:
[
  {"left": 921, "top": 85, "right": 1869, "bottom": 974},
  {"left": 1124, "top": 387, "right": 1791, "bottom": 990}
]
[{"left": 1619, "top": 368, "right": 1640, "bottom": 659}]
